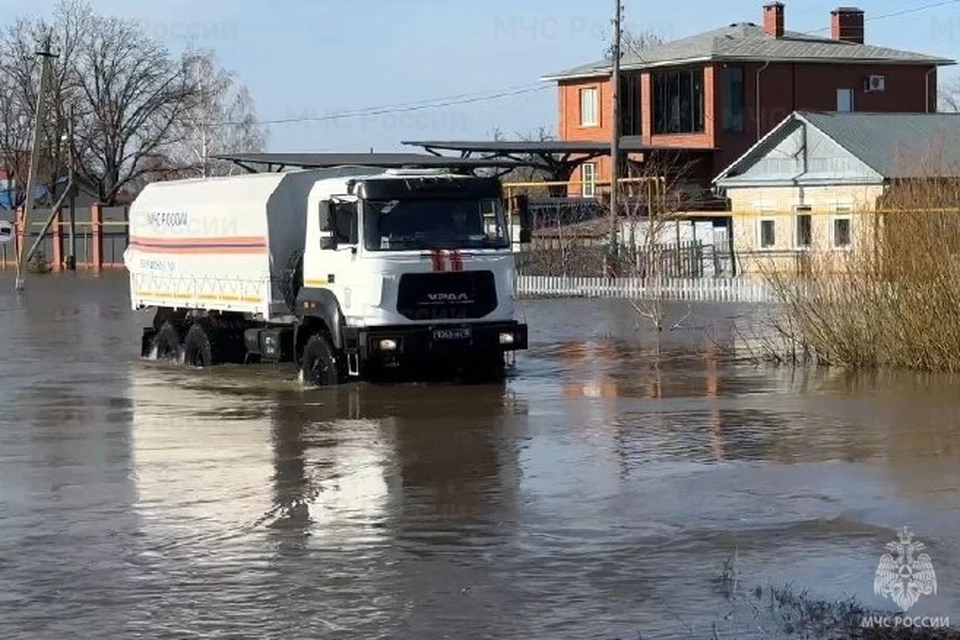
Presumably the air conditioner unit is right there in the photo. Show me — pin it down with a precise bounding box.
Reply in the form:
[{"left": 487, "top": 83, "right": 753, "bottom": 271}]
[{"left": 864, "top": 75, "right": 886, "bottom": 93}]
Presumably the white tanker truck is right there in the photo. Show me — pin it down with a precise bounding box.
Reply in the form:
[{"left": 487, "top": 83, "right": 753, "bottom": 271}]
[{"left": 124, "top": 166, "right": 531, "bottom": 384}]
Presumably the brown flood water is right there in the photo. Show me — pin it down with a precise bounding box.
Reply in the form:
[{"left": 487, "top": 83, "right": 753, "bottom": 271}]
[{"left": 0, "top": 271, "right": 959, "bottom": 639}]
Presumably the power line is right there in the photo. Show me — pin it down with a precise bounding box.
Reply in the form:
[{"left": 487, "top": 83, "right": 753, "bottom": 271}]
[
  {"left": 215, "top": 83, "right": 550, "bottom": 128},
  {"left": 804, "top": 0, "right": 960, "bottom": 34},
  {"left": 219, "top": 0, "right": 958, "bottom": 129}
]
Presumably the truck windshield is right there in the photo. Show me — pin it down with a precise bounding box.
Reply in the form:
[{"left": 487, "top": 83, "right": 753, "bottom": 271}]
[{"left": 363, "top": 198, "right": 510, "bottom": 251}]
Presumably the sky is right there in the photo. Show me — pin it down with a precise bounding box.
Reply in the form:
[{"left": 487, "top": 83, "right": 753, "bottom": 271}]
[{"left": 3, "top": 0, "right": 959, "bottom": 153}]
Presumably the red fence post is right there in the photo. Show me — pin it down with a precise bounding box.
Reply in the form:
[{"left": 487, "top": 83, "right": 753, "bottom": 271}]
[
  {"left": 91, "top": 203, "right": 103, "bottom": 272},
  {"left": 51, "top": 208, "right": 62, "bottom": 271}
]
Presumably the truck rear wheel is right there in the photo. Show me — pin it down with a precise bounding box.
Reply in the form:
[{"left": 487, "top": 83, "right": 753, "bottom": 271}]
[
  {"left": 299, "top": 334, "right": 342, "bottom": 386},
  {"left": 152, "top": 321, "right": 183, "bottom": 362},
  {"left": 183, "top": 323, "right": 215, "bottom": 368}
]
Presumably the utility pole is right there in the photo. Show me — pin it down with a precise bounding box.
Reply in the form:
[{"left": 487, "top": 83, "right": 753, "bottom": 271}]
[
  {"left": 66, "top": 104, "right": 76, "bottom": 270},
  {"left": 607, "top": 0, "right": 623, "bottom": 278},
  {"left": 15, "top": 36, "right": 56, "bottom": 291}
]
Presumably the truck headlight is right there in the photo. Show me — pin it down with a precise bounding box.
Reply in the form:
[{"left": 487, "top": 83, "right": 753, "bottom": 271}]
[
  {"left": 499, "top": 332, "right": 515, "bottom": 345},
  {"left": 379, "top": 339, "right": 398, "bottom": 351}
]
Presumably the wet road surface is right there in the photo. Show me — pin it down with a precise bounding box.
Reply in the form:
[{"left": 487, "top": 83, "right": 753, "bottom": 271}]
[{"left": 1, "top": 272, "right": 958, "bottom": 639}]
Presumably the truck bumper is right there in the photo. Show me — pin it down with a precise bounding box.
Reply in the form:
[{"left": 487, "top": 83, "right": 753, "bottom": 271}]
[{"left": 343, "top": 321, "right": 528, "bottom": 367}]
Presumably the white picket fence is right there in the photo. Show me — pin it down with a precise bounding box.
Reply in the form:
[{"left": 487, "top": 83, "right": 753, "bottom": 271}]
[{"left": 514, "top": 275, "right": 775, "bottom": 303}]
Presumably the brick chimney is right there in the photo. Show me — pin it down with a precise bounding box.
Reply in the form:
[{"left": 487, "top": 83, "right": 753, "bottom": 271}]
[
  {"left": 831, "top": 7, "right": 864, "bottom": 44},
  {"left": 763, "top": 2, "right": 785, "bottom": 38}
]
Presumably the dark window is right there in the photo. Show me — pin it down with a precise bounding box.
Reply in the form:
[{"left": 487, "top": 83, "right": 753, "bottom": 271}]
[
  {"left": 333, "top": 202, "right": 358, "bottom": 244},
  {"left": 362, "top": 198, "right": 509, "bottom": 251},
  {"left": 653, "top": 68, "right": 705, "bottom": 134},
  {"left": 722, "top": 66, "right": 745, "bottom": 132},
  {"left": 760, "top": 219, "right": 776, "bottom": 249},
  {"left": 833, "top": 217, "right": 851, "bottom": 248},
  {"left": 795, "top": 214, "right": 812, "bottom": 248},
  {"left": 620, "top": 75, "right": 642, "bottom": 136}
]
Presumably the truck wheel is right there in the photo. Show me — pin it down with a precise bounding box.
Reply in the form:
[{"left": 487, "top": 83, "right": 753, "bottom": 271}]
[
  {"left": 299, "top": 334, "right": 342, "bottom": 386},
  {"left": 183, "top": 323, "right": 215, "bottom": 368},
  {"left": 152, "top": 321, "right": 183, "bottom": 362}
]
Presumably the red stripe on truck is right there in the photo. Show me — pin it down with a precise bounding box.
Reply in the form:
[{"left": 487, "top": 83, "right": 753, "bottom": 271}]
[
  {"left": 430, "top": 249, "right": 444, "bottom": 272},
  {"left": 450, "top": 250, "right": 464, "bottom": 272},
  {"left": 129, "top": 236, "right": 268, "bottom": 254}
]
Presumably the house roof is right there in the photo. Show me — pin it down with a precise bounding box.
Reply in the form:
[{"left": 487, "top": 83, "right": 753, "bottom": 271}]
[
  {"left": 542, "top": 23, "right": 955, "bottom": 81},
  {"left": 713, "top": 111, "right": 960, "bottom": 184}
]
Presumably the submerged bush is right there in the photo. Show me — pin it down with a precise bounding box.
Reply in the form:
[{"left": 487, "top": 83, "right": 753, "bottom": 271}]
[
  {"left": 26, "top": 250, "right": 52, "bottom": 274},
  {"left": 757, "top": 172, "right": 960, "bottom": 372}
]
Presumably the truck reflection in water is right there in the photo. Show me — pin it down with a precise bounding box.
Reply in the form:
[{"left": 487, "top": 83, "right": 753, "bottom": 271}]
[
  {"left": 128, "top": 365, "right": 527, "bottom": 552},
  {"left": 265, "top": 382, "right": 527, "bottom": 548}
]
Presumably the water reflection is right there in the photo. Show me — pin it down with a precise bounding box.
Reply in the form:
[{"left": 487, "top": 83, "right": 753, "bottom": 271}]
[
  {"left": 126, "top": 366, "right": 529, "bottom": 636},
  {"left": 126, "top": 364, "right": 528, "bottom": 543},
  {"left": 256, "top": 382, "right": 527, "bottom": 542},
  {"left": 5, "top": 272, "right": 960, "bottom": 638}
]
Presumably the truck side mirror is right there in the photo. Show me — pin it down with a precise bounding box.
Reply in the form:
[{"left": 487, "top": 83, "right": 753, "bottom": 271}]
[
  {"left": 318, "top": 201, "right": 337, "bottom": 250},
  {"left": 515, "top": 194, "right": 532, "bottom": 244}
]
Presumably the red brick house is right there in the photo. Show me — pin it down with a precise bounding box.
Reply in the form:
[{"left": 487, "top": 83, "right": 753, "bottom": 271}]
[{"left": 542, "top": 3, "right": 955, "bottom": 198}]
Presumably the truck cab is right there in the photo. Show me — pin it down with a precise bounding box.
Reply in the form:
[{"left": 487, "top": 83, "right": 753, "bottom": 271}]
[{"left": 291, "top": 168, "right": 528, "bottom": 384}]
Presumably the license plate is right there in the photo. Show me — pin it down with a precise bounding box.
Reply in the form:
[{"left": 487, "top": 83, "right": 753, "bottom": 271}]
[{"left": 433, "top": 327, "right": 472, "bottom": 341}]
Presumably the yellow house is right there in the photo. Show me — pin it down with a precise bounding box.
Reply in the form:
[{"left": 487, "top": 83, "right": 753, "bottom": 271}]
[{"left": 712, "top": 111, "right": 960, "bottom": 276}]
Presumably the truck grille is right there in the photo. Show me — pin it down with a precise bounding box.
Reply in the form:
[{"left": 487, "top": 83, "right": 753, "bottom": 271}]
[{"left": 397, "top": 271, "right": 497, "bottom": 321}]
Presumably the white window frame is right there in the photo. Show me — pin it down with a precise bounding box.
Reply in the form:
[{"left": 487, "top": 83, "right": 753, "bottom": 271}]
[
  {"left": 793, "top": 205, "right": 813, "bottom": 251},
  {"left": 757, "top": 216, "right": 777, "bottom": 251},
  {"left": 581, "top": 162, "right": 598, "bottom": 198},
  {"left": 579, "top": 87, "right": 599, "bottom": 127},
  {"left": 831, "top": 208, "right": 853, "bottom": 250},
  {"left": 837, "top": 88, "right": 854, "bottom": 112}
]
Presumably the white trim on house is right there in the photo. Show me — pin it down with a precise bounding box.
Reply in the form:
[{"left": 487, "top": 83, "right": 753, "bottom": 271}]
[
  {"left": 712, "top": 111, "right": 886, "bottom": 187},
  {"left": 836, "top": 88, "right": 855, "bottom": 112},
  {"left": 757, "top": 216, "right": 777, "bottom": 251},
  {"left": 581, "top": 162, "right": 598, "bottom": 197},
  {"left": 713, "top": 115, "right": 801, "bottom": 186},
  {"left": 830, "top": 207, "right": 853, "bottom": 250},
  {"left": 579, "top": 87, "right": 599, "bottom": 127}
]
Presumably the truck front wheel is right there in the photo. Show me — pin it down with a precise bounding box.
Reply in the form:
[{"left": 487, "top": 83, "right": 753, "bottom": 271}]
[{"left": 299, "top": 334, "right": 342, "bottom": 386}]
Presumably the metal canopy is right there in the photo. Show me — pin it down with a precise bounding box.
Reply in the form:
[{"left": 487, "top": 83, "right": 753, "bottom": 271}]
[
  {"left": 213, "top": 152, "right": 526, "bottom": 174},
  {"left": 403, "top": 138, "right": 715, "bottom": 155},
  {"left": 402, "top": 139, "right": 717, "bottom": 195}
]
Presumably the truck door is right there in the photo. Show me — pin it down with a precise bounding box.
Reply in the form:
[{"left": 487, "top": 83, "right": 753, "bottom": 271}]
[{"left": 308, "top": 198, "right": 361, "bottom": 311}]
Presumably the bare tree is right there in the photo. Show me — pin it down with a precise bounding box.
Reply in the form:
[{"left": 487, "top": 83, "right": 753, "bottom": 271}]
[
  {"left": 499, "top": 126, "right": 555, "bottom": 185},
  {"left": 940, "top": 74, "right": 960, "bottom": 112},
  {"left": 71, "top": 14, "right": 199, "bottom": 204},
  {"left": 604, "top": 27, "right": 665, "bottom": 60},
  {"left": 620, "top": 152, "right": 698, "bottom": 352},
  {"left": 170, "top": 47, "right": 267, "bottom": 178},
  {"left": 0, "top": 0, "right": 88, "bottom": 207},
  {"left": 0, "top": 69, "right": 32, "bottom": 208},
  {"left": 0, "top": 1, "right": 266, "bottom": 208}
]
